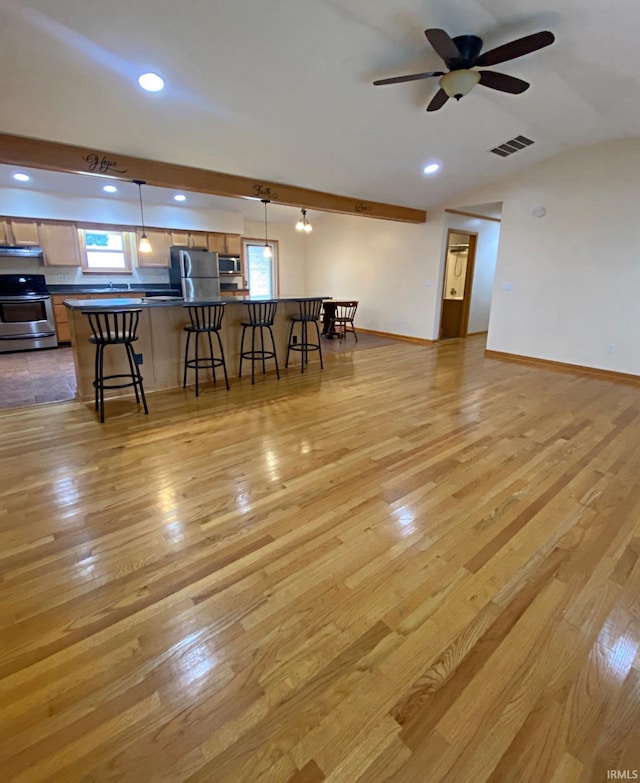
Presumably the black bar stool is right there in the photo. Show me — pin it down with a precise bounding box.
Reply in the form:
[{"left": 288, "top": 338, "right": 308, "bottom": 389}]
[
  {"left": 183, "top": 304, "right": 229, "bottom": 396},
  {"left": 286, "top": 298, "right": 324, "bottom": 373},
  {"left": 238, "top": 301, "right": 280, "bottom": 384},
  {"left": 83, "top": 308, "right": 148, "bottom": 423}
]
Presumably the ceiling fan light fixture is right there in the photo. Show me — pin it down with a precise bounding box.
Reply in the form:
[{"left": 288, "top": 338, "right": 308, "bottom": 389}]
[
  {"left": 262, "top": 199, "right": 273, "bottom": 258},
  {"left": 439, "top": 69, "right": 480, "bottom": 100}
]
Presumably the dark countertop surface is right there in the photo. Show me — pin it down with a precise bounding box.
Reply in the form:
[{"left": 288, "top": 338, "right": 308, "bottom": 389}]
[
  {"left": 63, "top": 295, "right": 330, "bottom": 310},
  {"left": 49, "top": 284, "right": 176, "bottom": 295}
]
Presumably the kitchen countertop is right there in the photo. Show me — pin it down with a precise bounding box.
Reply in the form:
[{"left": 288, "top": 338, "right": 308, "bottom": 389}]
[
  {"left": 49, "top": 284, "right": 176, "bottom": 295},
  {"left": 63, "top": 295, "right": 330, "bottom": 310}
]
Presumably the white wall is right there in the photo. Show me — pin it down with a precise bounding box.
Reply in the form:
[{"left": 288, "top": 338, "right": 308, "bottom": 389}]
[
  {"left": 304, "top": 212, "right": 443, "bottom": 339},
  {"left": 479, "top": 138, "right": 640, "bottom": 375}
]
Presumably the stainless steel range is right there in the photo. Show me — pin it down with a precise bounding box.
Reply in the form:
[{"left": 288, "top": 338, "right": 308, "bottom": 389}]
[{"left": 0, "top": 274, "right": 58, "bottom": 353}]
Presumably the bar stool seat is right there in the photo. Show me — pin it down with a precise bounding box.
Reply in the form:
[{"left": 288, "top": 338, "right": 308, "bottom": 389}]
[
  {"left": 286, "top": 298, "right": 324, "bottom": 373},
  {"left": 238, "top": 301, "right": 280, "bottom": 384},
  {"left": 183, "top": 304, "right": 229, "bottom": 396},
  {"left": 83, "top": 308, "right": 148, "bottom": 423}
]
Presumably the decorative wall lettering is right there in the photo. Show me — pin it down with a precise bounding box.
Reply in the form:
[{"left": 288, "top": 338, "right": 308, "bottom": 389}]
[
  {"left": 82, "top": 153, "right": 128, "bottom": 175},
  {"left": 252, "top": 183, "right": 278, "bottom": 200},
  {"left": 354, "top": 201, "right": 373, "bottom": 214}
]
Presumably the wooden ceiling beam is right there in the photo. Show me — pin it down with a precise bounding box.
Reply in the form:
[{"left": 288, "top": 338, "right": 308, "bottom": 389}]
[{"left": 0, "top": 133, "right": 427, "bottom": 224}]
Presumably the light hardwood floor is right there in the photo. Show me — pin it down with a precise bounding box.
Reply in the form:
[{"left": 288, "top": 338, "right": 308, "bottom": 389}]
[{"left": 1, "top": 334, "right": 639, "bottom": 782}]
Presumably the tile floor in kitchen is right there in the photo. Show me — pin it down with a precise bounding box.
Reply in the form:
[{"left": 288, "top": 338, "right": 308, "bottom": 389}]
[{"left": 0, "top": 346, "right": 77, "bottom": 410}]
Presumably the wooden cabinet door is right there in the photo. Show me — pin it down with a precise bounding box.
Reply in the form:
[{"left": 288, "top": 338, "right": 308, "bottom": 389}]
[
  {"left": 225, "top": 234, "right": 242, "bottom": 255},
  {"left": 189, "top": 232, "right": 209, "bottom": 249},
  {"left": 39, "top": 222, "right": 82, "bottom": 266},
  {"left": 136, "top": 229, "right": 171, "bottom": 267},
  {"left": 10, "top": 219, "right": 40, "bottom": 245},
  {"left": 207, "top": 233, "right": 226, "bottom": 253},
  {"left": 170, "top": 231, "right": 190, "bottom": 246},
  {"left": 0, "top": 219, "right": 12, "bottom": 245}
]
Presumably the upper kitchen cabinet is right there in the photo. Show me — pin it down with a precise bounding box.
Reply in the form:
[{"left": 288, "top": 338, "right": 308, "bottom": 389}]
[
  {"left": 38, "top": 222, "right": 82, "bottom": 266},
  {"left": 136, "top": 229, "right": 171, "bottom": 267},
  {"left": 0, "top": 217, "right": 40, "bottom": 246},
  {"left": 207, "top": 232, "right": 242, "bottom": 254},
  {"left": 10, "top": 219, "right": 40, "bottom": 246}
]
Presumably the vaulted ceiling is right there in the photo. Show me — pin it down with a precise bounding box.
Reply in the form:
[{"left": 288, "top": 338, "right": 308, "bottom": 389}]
[{"left": 1, "top": 0, "right": 639, "bottom": 212}]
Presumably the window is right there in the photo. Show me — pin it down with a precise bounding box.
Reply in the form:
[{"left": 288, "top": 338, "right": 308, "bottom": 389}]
[
  {"left": 243, "top": 239, "right": 278, "bottom": 297},
  {"left": 79, "top": 229, "right": 133, "bottom": 273}
]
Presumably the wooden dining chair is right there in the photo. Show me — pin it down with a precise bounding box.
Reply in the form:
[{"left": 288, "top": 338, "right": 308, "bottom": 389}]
[{"left": 329, "top": 301, "right": 358, "bottom": 342}]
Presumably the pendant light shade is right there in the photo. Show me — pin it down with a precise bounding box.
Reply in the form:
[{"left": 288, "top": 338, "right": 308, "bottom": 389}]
[
  {"left": 295, "top": 208, "right": 312, "bottom": 233},
  {"left": 133, "top": 179, "right": 152, "bottom": 253},
  {"left": 262, "top": 199, "right": 272, "bottom": 258}
]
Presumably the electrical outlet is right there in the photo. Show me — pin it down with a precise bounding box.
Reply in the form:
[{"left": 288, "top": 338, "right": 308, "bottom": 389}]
[
  {"left": 292, "top": 335, "right": 298, "bottom": 344},
  {"left": 501, "top": 281, "right": 513, "bottom": 291},
  {"left": 607, "top": 343, "right": 616, "bottom": 354},
  {"left": 424, "top": 279, "right": 432, "bottom": 287},
  {"left": 57, "top": 274, "right": 66, "bottom": 282},
  {"left": 134, "top": 353, "right": 143, "bottom": 365}
]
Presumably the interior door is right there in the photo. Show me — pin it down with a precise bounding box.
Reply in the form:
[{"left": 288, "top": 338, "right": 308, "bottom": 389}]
[{"left": 439, "top": 230, "right": 477, "bottom": 339}]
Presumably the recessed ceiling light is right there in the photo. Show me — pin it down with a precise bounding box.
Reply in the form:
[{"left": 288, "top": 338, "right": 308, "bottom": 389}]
[
  {"left": 103, "top": 185, "right": 117, "bottom": 193},
  {"left": 174, "top": 194, "right": 186, "bottom": 202},
  {"left": 12, "top": 172, "right": 31, "bottom": 182},
  {"left": 423, "top": 163, "right": 440, "bottom": 175},
  {"left": 138, "top": 72, "right": 165, "bottom": 92}
]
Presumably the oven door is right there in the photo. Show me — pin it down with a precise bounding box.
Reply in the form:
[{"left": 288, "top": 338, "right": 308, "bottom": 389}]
[{"left": 0, "top": 296, "right": 58, "bottom": 352}]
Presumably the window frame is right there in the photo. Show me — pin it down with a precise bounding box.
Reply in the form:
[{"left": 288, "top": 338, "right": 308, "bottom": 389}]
[
  {"left": 78, "top": 227, "right": 134, "bottom": 274},
  {"left": 242, "top": 238, "right": 279, "bottom": 297}
]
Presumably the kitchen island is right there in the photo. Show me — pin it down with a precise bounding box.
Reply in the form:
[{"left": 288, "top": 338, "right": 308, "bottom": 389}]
[{"left": 64, "top": 296, "right": 328, "bottom": 402}]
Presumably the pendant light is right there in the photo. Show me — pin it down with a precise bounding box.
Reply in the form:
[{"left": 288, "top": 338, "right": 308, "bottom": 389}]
[
  {"left": 133, "top": 179, "right": 152, "bottom": 253},
  {"left": 295, "top": 208, "right": 312, "bottom": 233},
  {"left": 261, "top": 199, "right": 272, "bottom": 258}
]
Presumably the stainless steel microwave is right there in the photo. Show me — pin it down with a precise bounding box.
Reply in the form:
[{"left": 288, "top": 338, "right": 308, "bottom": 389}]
[{"left": 218, "top": 255, "right": 241, "bottom": 273}]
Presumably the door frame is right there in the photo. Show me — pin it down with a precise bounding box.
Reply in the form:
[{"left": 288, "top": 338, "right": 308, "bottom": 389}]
[{"left": 439, "top": 229, "right": 478, "bottom": 339}]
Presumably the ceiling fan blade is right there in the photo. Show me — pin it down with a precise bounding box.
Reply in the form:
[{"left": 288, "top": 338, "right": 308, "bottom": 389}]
[
  {"left": 478, "top": 71, "right": 530, "bottom": 94},
  {"left": 426, "top": 88, "right": 449, "bottom": 112},
  {"left": 476, "top": 31, "right": 555, "bottom": 67},
  {"left": 373, "top": 71, "right": 443, "bottom": 86},
  {"left": 425, "top": 28, "right": 461, "bottom": 63}
]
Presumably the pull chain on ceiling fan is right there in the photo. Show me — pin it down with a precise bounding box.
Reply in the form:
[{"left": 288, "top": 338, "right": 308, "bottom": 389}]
[{"left": 373, "top": 28, "right": 555, "bottom": 112}]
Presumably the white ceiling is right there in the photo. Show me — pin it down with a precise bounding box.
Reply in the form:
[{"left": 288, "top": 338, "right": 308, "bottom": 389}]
[{"left": 1, "top": 0, "right": 639, "bottom": 213}]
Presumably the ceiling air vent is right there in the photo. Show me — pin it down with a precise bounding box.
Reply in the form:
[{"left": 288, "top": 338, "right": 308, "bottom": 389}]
[{"left": 489, "top": 135, "right": 535, "bottom": 158}]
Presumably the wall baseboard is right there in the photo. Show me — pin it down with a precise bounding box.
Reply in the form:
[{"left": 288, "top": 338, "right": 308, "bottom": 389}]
[
  {"left": 485, "top": 349, "right": 640, "bottom": 384},
  {"left": 358, "top": 327, "right": 433, "bottom": 345}
]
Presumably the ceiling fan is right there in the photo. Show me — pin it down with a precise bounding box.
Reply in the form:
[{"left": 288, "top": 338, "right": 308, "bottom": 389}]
[{"left": 373, "top": 28, "right": 555, "bottom": 111}]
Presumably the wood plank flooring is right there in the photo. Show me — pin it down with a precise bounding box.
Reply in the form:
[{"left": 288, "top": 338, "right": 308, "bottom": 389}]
[{"left": 1, "top": 334, "right": 639, "bottom": 782}]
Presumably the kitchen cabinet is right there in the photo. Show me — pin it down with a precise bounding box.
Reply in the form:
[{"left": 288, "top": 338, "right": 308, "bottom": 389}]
[
  {"left": 0, "top": 220, "right": 12, "bottom": 245},
  {"left": 136, "top": 229, "right": 171, "bottom": 267},
  {"left": 10, "top": 219, "right": 40, "bottom": 246},
  {"left": 207, "top": 232, "right": 242, "bottom": 255},
  {"left": 39, "top": 222, "right": 82, "bottom": 266},
  {"left": 170, "top": 231, "right": 208, "bottom": 248},
  {"left": 0, "top": 217, "right": 40, "bottom": 246}
]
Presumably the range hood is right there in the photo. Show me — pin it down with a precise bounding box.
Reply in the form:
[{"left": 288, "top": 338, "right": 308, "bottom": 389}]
[{"left": 0, "top": 246, "right": 44, "bottom": 258}]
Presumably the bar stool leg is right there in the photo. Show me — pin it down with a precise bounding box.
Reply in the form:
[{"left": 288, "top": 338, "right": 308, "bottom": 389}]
[
  {"left": 267, "top": 325, "right": 280, "bottom": 379},
  {"left": 214, "top": 330, "right": 230, "bottom": 390},
  {"left": 285, "top": 319, "right": 295, "bottom": 368},
  {"left": 98, "top": 343, "right": 106, "bottom": 424},
  {"left": 314, "top": 320, "right": 324, "bottom": 369},
  {"left": 183, "top": 331, "right": 191, "bottom": 389},
  {"left": 194, "top": 332, "right": 200, "bottom": 397},
  {"left": 125, "top": 342, "right": 141, "bottom": 403},
  {"left": 251, "top": 325, "right": 256, "bottom": 385},
  {"left": 207, "top": 331, "right": 216, "bottom": 384},
  {"left": 94, "top": 343, "right": 100, "bottom": 412},
  {"left": 239, "top": 325, "right": 247, "bottom": 378}
]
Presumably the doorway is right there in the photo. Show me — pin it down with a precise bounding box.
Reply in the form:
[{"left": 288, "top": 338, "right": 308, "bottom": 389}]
[{"left": 439, "top": 230, "right": 477, "bottom": 339}]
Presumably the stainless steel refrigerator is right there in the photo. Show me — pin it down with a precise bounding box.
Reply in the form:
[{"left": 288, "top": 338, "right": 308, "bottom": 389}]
[{"left": 169, "top": 247, "right": 220, "bottom": 301}]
